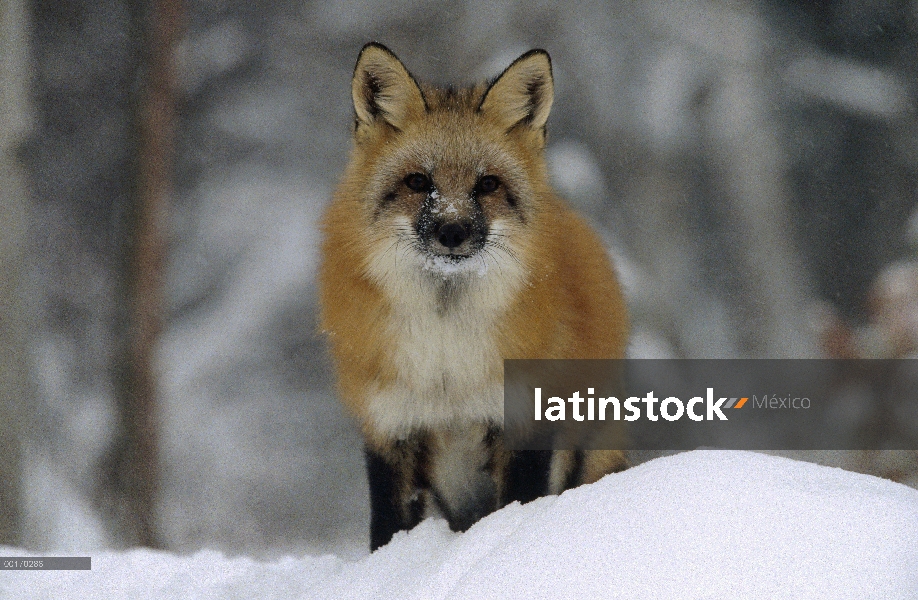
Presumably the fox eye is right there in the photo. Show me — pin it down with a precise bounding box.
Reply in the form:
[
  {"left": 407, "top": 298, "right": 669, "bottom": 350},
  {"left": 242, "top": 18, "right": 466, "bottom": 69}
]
[
  {"left": 477, "top": 175, "right": 500, "bottom": 194},
  {"left": 404, "top": 173, "right": 431, "bottom": 192}
]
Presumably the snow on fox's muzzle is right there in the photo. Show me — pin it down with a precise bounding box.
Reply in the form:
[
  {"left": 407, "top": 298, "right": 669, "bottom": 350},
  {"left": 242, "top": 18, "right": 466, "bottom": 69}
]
[{"left": 416, "top": 191, "right": 487, "bottom": 258}]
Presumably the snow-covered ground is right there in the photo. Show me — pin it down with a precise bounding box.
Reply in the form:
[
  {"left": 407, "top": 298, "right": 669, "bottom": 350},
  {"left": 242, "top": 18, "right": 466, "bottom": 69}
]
[{"left": 4, "top": 450, "right": 917, "bottom": 600}]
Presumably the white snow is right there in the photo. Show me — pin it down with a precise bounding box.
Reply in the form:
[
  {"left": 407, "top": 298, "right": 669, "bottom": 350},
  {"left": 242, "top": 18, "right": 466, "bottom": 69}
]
[
  {"left": 422, "top": 253, "right": 490, "bottom": 277},
  {"left": 4, "top": 450, "right": 917, "bottom": 599}
]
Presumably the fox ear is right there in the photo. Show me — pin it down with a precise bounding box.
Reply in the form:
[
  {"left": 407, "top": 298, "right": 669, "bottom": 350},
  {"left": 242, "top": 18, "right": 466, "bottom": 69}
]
[
  {"left": 479, "top": 50, "right": 554, "bottom": 134},
  {"left": 352, "top": 43, "right": 426, "bottom": 132}
]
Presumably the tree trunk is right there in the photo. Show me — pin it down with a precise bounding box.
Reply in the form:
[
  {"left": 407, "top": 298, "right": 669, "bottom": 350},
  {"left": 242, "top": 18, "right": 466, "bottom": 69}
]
[
  {"left": 99, "top": 0, "right": 181, "bottom": 548},
  {"left": 0, "top": 0, "right": 34, "bottom": 548}
]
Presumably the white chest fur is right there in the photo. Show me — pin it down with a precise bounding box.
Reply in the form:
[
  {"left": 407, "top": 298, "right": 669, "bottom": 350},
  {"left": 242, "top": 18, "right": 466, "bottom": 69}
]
[{"left": 363, "top": 218, "right": 525, "bottom": 438}]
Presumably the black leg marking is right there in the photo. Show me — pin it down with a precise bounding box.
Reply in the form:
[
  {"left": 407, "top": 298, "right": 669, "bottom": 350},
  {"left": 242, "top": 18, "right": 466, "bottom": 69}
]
[
  {"left": 366, "top": 437, "right": 431, "bottom": 551},
  {"left": 366, "top": 447, "right": 406, "bottom": 552},
  {"left": 503, "top": 450, "right": 553, "bottom": 505},
  {"left": 482, "top": 424, "right": 500, "bottom": 474},
  {"left": 407, "top": 435, "right": 430, "bottom": 529}
]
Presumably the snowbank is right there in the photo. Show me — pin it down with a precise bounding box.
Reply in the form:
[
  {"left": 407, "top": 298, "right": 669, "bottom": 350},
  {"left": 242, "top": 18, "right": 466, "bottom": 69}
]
[{"left": 4, "top": 450, "right": 917, "bottom": 599}]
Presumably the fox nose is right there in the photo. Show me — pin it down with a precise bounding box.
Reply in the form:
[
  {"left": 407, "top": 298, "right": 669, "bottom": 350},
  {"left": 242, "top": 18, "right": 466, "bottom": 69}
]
[{"left": 436, "top": 221, "right": 470, "bottom": 249}]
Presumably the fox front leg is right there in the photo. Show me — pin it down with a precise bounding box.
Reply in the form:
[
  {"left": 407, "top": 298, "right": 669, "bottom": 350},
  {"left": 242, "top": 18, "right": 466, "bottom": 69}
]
[{"left": 365, "top": 439, "right": 426, "bottom": 551}]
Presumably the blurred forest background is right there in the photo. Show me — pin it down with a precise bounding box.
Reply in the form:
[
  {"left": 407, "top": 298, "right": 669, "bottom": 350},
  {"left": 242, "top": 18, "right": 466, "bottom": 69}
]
[{"left": 2, "top": 0, "right": 918, "bottom": 556}]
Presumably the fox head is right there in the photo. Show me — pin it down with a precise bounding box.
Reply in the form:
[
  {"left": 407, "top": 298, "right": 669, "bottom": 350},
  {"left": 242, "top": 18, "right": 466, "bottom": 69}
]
[{"left": 336, "top": 43, "right": 556, "bottom": 300}]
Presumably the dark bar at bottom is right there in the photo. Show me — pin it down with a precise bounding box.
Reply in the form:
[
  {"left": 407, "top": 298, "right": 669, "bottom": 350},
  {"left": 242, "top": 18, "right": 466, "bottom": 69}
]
[{"left": 1, "top": 557, "right": 91, "bottom": 570}]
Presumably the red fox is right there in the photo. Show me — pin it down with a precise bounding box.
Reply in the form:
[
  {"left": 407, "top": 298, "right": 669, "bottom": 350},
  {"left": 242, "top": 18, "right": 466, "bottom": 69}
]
[{"left": 319, "top": 43, "right": 629, "bottom": 550}]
